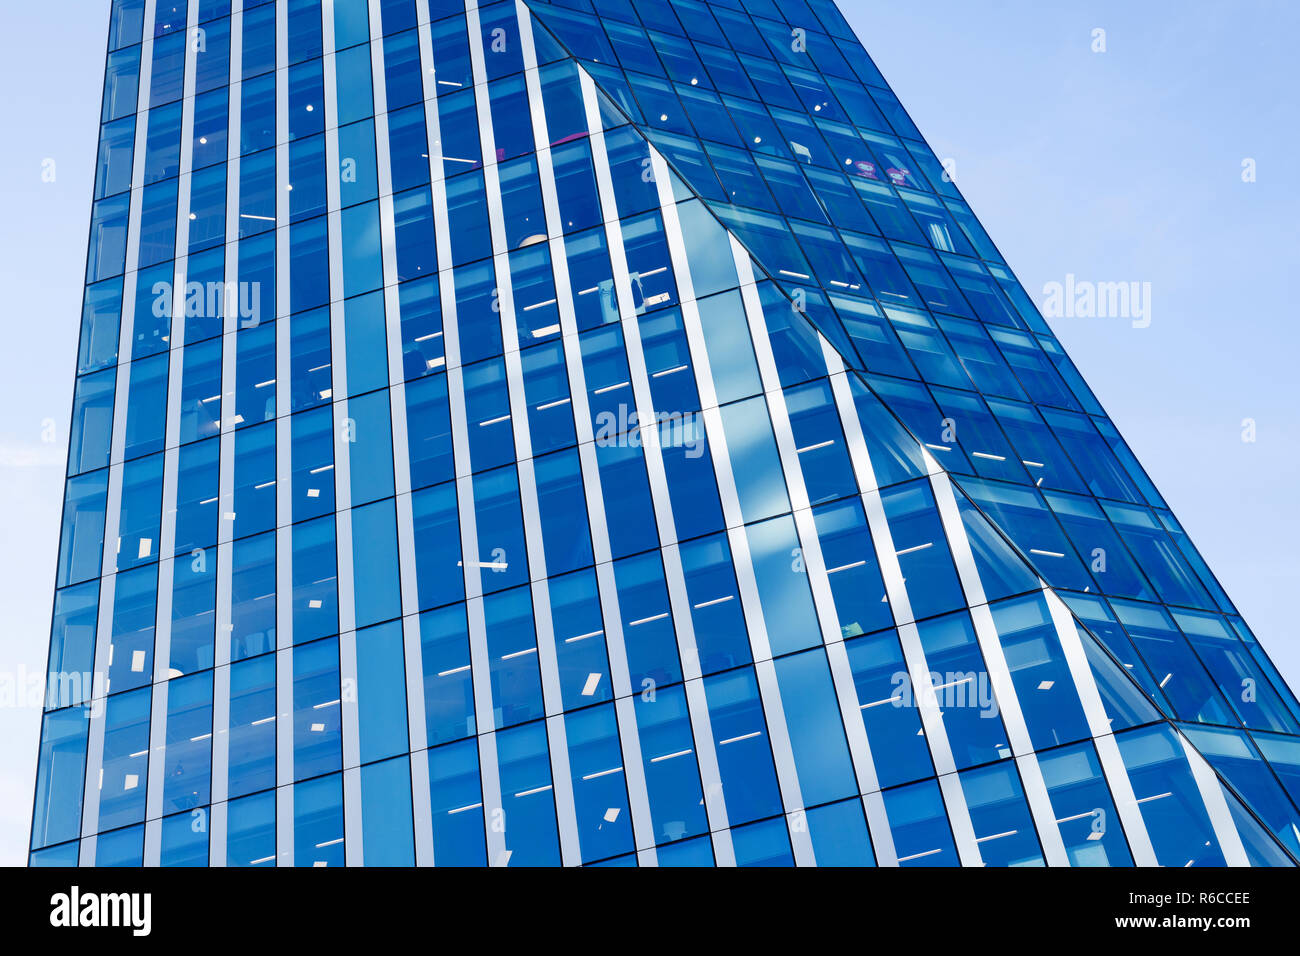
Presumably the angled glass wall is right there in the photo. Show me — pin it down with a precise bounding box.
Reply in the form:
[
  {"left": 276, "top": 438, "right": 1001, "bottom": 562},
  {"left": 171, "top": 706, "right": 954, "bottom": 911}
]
[{"left": 31, "top": 0, "right": 1299, "bottom": 868}]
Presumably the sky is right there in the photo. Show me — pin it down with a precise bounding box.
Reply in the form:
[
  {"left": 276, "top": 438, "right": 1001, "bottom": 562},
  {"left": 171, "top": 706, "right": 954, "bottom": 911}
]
[{"left": 0, "top": 0, "right": 1295, "bottom": 867}]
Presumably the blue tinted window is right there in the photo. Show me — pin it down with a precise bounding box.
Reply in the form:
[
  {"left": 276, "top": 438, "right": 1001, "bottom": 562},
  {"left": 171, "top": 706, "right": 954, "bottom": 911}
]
[{"left": 361, "top": 756, "right": 416, "bottom": 865}]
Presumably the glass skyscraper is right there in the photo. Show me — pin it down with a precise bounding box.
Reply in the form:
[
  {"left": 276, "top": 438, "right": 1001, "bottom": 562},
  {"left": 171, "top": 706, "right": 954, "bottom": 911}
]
[{"left": 30, "top": 0, "right": 1300, "bottom": 867}]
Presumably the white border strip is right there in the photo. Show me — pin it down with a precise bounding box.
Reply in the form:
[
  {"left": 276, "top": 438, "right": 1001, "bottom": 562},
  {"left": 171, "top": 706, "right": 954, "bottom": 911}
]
[{"left": 80, "top": 0, "right": 159, "bottom": 864}]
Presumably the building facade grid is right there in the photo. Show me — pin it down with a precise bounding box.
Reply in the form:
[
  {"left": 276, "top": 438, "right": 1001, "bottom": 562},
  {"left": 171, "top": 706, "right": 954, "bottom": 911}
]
[{"left": 29, "top": 0, "right": 1300, "bottom": 867}]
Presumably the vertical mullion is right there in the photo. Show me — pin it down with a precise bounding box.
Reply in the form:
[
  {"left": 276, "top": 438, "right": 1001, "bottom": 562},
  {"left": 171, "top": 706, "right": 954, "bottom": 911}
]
[
  {"left": 730, "top": 240, "right": 899, "bottom": 865},
  {"left": 516, "top": 0, "right": 661, "bottom": 867},
  {"left": 1179, "top": 731, "right": 1250, "bottom": 866},
  {"left": 144, "top": 0, "right": 205, "bottom": 868},
  {"left": 80, "top": 0, "right": 160, "bottom": 868},
  {"left": 824, "top": 344, "right": 978, "bottom": 863},
  {"left": 451, "top": 0, "right": 503, "bottom": 868},
  {"left": 1042, "top": 584, "right": 1160, "bottom": 865},
  {"left": 927, "top": 470, "right": 1068, "bottom": 865},
  {"left": 645, "top": 143, "right": 817, "bottom": 864},
  {"left": 465, "top": 0, "right": 582, "bottom": 868},
  {"left": 580, "top": 67, "right": 737, "bottom": 866},
  {"left": 273, "top": 0, "right": 294, "bottom": 868},
  {"left": 335, "top": 0, "right": 366, "bottom": 868},
  {"left": 208, "top": 0, "right": 245, "bottom": 868}
]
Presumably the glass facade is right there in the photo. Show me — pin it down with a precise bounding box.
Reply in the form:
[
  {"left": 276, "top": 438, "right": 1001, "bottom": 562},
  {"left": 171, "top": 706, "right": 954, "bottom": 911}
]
[{"left": 30, "top": 0, "right": 1300, "bottom": 867}]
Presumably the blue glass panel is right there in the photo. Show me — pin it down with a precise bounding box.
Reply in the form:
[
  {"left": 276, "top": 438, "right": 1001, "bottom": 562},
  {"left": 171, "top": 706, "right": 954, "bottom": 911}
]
[
  {"left": 31, "top": 709, "right": 89, "bottom": 849},
  {"left": 496, "top": 720, "right": 561, "bottom": 865},
  {"left": 636, "top": 684, "right": 709, "bottom": 845},
  {"left": 411, "top": 481, "right": 465, "bottom": 611},
  {"left": 679, "top": 533, "right": 752, "bottom": 674},
  {"left": 566, "top": 703, "right": 635, "bottom": 863},
  {"left": 703, "top": 667, "right": 783, "bottom": 825},
  {"left": 160, "top": 671, "right": 213, "bottom": 815},
  {"left": 655, "top": 833, "right": 714, "bottom": 866},
  {"left": 534, "top": 448, "right": 594, "bottom": 575},
  {"left": 484, "top": 585, "right": 545, "bottom": 727},
  {"left": 989, "top": 593, "right": 1091, "bottom": 752},
  {"left": 293, "top": 773, "right": 345, "bottom": 867},
  {"left": 292, "top": 516, "right": 340, "bottom": 643},
  {"left": 549, "top": 568, "right": 615, "bottom": 710},
  {"left": 774, "top": 647, "right": 858, "bottom": 805},
  {"left": 347, "top": 390, "right": 396, "bottom": 505},
  {"left": 473, "top": 465, "right": 530, "bottom": 593},
  {"left": 915, "top": 611, "right": 1010, "bottom": 769},
  {"left": 361, "top": 756, "right": 416, "bottom": 865},
  {"left": 1038, "top": 741, "right": 1134, "bottom": 866},
  {"left": 960, "top": 762, "right": 1044, "bottom": 867},
  {"left": 884, "top": 778, "right": 959, "bottom": 866},
  {"left": 29, "top": 842, "right": 80, "bottom": 868},
  {"left": 108, "top": 564, "right": 158, "bottom": 694},
  {"left": 57, "top": 470, "right": 109, "bottom": 588},
  {"left": 419, "top": 604, "right": 475, "bottom": 745},
  {"left": 732, "top": 816, "right": 794, "bottom": 866},
  {"left": 356, "top": 621, "right": 405, "bottom": 764},
  {"left": 228, "top": 653, "right": 276, "bottom": 798},
  {"left": 405, "top": 374, "right": 454, "bottom": 488},
  {"left": 99, "top": 687, "right": 152, "bottom": 831},
  {"left": 880, "top": 479, "right": 967, "bottom": 621},
  {"left": 807, "top": 798, "right": 876, "bottom": 866},
  {"left": 427, "top": 738, "right": 487, "bottom": 865},
  {"left": 97, "top": 825, "right": 145, "bottom": 867},
  {"left": 227, "top": 791, "right": 276, "bottom": 866},
  {"left": 721, "top": 396, "right": 790, "bottom": 523},
  {"left": 1117, "top": 723, "right": 1228, "bottom": 867},
  {"left": 292, "top": 636, "right": 342, "bottom": 781},
  {"left": 613, "top": 552, "right": 681, "bottom": 688},
  {"left": 46, "top": 583, "right": 99, "bottom": 710}
]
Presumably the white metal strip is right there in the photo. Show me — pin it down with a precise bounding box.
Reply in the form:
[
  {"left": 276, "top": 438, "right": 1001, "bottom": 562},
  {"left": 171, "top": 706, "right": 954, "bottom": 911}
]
[
  {"left": 826, "top": 365, "right": 946, "bottom": 746},
  {"left": 207, "top": 798, "right": 227, "bottom": 867},
  {"left": 143, "top": 2, "right": 204, "bottom": 869},
  {"left": 471, "top": 0, "right": 580, "bottom": 867},
  {"left": 938, "top": 771, "right": 984, "bottom": 866},
  {"left": 478, "top": 730, "right": 507, "bottom": 865},
  {"left": 407, "top": 743, "right": 433, "bottom": 866},
  {"left": 273, "top": 0, "right": 293, "bottom": 867},
  {"left": 927, "top": 471, "right": 1067, "bottom": 863},
  {"left": 209, "top": 659, "right": 231, "bottom": 865},
  {"left": 861, "top": 790, "right": 897, "bottom": 866},
  {"left": 330, "top": 0, "right": 373, "bottom": 866},
  {"left": 752, "top": 659, "right": 815, "bottom": 865},
  {"left": 579, "top": 70, "right": 734, "bottom": 862},
  {"left": 80, "top": 0, "right": 159, "bottom": 853},
  {"left": 730, "top": 239, "right": 898, "bottom": 864},
  {"left": 1179, "top": 731, "right": 1250, "bottom": 866},
  {"left": 142, "top": 677, "right": 169, "bottom": 864},
  {"left": 462, "top": 0, "right": 563, "bottom": 866},
  {"left": 412, "top": 0, "right": 501, "bottom": 867},
  {"left": 928, "top": 473, "right": 1030, "bottom": 750},
  {"left": 370, "top": 0, "right": 432, "bottom": 866},
  {"left": 210, "top": 0, "right": 244, "bottom": 866},
  {"left": 343, "top": 763, "right": 364, "bottom": 866},
  {"left": 1042, "top": 585, "right": 1158, "bottom": 865},
  {"left": 275, "top": 644, "right": 294, "bottom": 866},
  {"left": 1015, "top": 750, "right": 1070, "bottom": 866}
]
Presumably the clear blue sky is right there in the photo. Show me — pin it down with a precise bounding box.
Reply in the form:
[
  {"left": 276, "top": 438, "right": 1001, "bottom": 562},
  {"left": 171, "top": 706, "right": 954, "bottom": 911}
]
[{"left": 0, "top": 0, "right": 1295, "bottom": 866}]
